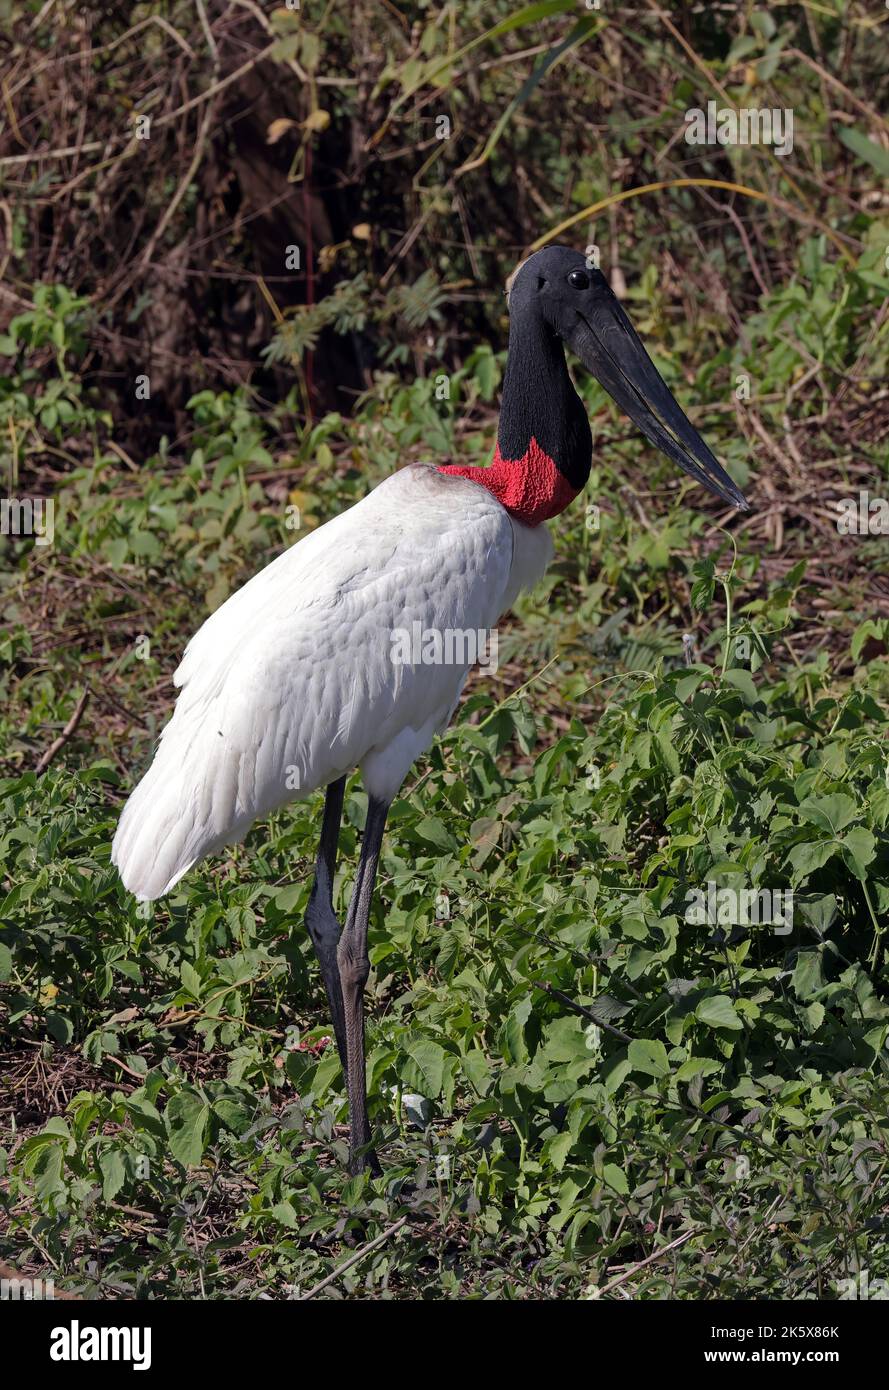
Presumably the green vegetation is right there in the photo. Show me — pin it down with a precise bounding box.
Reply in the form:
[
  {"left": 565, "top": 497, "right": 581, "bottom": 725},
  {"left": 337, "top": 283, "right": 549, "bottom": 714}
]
[{"left": 1, "top": 0, "right": 888, "bottom": 1299}]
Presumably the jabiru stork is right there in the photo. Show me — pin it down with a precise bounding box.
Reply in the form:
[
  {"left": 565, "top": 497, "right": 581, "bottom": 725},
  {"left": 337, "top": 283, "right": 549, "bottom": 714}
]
[{"left": 113, "top": 245, "right": 748, "bottom": 1174}]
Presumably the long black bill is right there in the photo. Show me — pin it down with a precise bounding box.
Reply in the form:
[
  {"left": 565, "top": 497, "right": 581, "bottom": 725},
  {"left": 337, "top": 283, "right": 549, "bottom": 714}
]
[{"left": 566, "top": 300, "right": 749, "bottom": 510}]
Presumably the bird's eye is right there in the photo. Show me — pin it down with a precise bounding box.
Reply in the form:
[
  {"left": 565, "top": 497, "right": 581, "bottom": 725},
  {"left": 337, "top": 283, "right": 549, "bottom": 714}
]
[{"left": 567, "top": 269, "right": 590, "bottom": 290}]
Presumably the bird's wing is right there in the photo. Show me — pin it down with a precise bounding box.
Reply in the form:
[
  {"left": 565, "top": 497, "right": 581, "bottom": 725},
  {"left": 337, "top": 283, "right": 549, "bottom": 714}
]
[{"left": 112, "top": 466, "right": 549, "bottom": 900}]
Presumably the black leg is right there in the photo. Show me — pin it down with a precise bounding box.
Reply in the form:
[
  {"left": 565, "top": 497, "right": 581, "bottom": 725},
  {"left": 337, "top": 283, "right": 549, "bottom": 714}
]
[
  {"left": 337, "top": 795, "right": 389, "bottom": 1175},
  {"left": 305, "top": 777, "right": 349, "bottom": 1074}
]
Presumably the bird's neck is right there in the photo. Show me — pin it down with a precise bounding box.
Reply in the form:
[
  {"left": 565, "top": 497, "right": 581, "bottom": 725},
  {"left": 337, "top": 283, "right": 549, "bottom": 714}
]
[{"left": 439, "top": 313, "right": 591, "bottom": 527}]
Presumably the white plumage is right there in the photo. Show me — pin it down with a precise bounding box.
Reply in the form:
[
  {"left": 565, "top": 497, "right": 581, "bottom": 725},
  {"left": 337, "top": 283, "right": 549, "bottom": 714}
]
[{"left": 112, "top": 464, "right": 552, "bottom": 901}]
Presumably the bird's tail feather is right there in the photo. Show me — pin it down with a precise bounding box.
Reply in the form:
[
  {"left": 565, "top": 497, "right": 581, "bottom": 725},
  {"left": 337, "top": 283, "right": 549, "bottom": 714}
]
[{"left": 111, "top": 734, "right": 251, "bottom": 902}]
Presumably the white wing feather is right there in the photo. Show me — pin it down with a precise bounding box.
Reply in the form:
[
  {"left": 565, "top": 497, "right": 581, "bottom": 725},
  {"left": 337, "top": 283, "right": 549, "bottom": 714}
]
[{"left": 112, "top": 465, "right": 551, "bottom": 900}]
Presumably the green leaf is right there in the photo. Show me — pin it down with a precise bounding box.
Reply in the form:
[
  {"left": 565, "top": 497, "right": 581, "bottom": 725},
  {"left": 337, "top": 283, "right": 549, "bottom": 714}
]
[
  {"left": 777, "top": 1106, "right": 810, "bottom": 1128},
  {"left": 797, "top": 894, "right": 838, "bottom": 936},
  {"left": 803, "top": 1001, "right": 825, "bottom": 1033},
  {"left": 750, "top": 10, "right": 776, "bottom": 38},
  {"left": 274, "top": 884, "right": 303, "bottom": 913},
  {"left": 402, "top": 1039, "right": 447, "bottom": 1098},
  {"left": 45, "top": 1010, "right": 73, "bottom": 1043},
  {"left": 213, "top": 1098, "right": 253, "bottom": 1135},
  {"left": 461, "top": 1049, "right": 492, "bottom": 1095},
  {"left": 722, "top": 668, "right": 758, "bottom": 705},
  {"left": 165, "top": 1091, "right": 210, "bottom": 1167},
  {"left": 674, "top": 1056, "right": 721, "bottom": 1081},
  {"left": 841, "top": 826, "right": 876, "bottom": 881},
  {"left": 271, "top": 1201, "right": 298, "bottom": 1228},
  {"left": 601, "top": 1053, "right": 631, "bottom": 1096},
  {"left": 540, "top": 1015, "right": 591, "bottom": 1063},
  {"left": 310, "top": 1043, "right": 342, "bottom": 1095},
  {"left": 469, "top": 816, "right": 501, "bottom": 867},
  {"left": 791, "top": 950, "right": 824, "bottom": 1000},
  {"left": 690, "top": 559, "right": 715, "bottom": 611},
  {"left": 34, "top": 1143, "right": 66, "bottom": 1210},
  {"left": 180, "top": 960, "right": 202, "bottom": 999},
  {"left": 414, "top": 817, "right": 456, "bottom": 851},
  {"left": 543, "top": 1129, "right": 573, "bottom": 1173},
  {"left": 851, "top": 619, "right": 885, "bottom": 663},
  {"left": 99, "top": 1149, "right": 127, "bottom": 1202},
  {"left": 628, "top": 1038, "right": 669, "bottom": 1077},
  {"left": 472, "top": 348, "right": 497, "bottom": 401},
  {"left": 269, "top": 34, "right": 301, "bottom": 64},
  {"left": 655, "top": 725, "right": 680, "bottom": 776},
  {"left": 696, "top": 995, "right": 743, "bottom": 1031},
  {"left": 787, "top": 839, "right": 839, "bottom": 882},
  {"left": 756, "top": 38, "right": 788, "bottom": 82},
  {"left": 837, "top": 127, "right": 889, "bottom": 178},
  {"left": 502, "top": 995, "right": 532, "bottom": 1064},
  {"left": 602, "top": 1162, "right": 629, "bottom": 1194},
  {"left": 798, "top": 793, "right": 858, "bottom": 835}
]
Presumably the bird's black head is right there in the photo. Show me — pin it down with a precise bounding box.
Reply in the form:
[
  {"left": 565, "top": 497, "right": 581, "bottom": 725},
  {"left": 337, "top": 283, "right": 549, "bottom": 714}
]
[
  {"left": 506, "top": 244, "right": 606, "bottom": 327},
  {"left": 507, "top": 245, "right": 749, "bottom": 511}
]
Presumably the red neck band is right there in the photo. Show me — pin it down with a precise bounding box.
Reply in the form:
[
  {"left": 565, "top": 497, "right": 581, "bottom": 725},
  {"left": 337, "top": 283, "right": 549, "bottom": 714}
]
[{"left": 438, "top": 438, "right": 580, "bottom": 527}]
